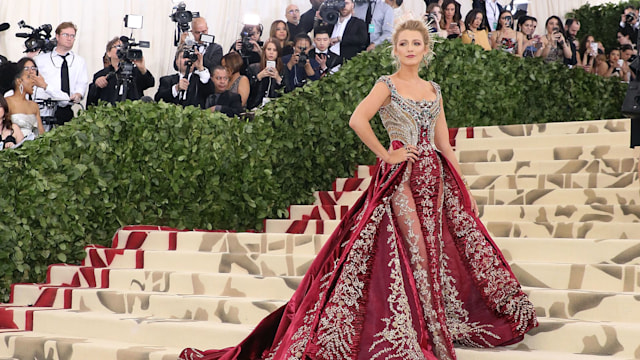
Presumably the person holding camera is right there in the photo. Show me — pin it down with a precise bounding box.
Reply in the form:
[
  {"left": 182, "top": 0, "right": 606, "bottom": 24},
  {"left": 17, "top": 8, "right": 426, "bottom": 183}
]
[
  {"left": 461, "top": 9, "right": 491, "bottom": 50},
  {"left": 283, "top": 33, "right": 320, "bottom": 92},
  {"left": 205, "top": 66, "right": 243, "bottom": 117},
  {"left": 33, "top": 22, "right": 88, "bottom": 126},
  {"left": 229, "top": 24, "right": 264, "bottom": 70},
  {"left": 178, "top": 18, "right": 223, "bottom": 73},
  {"left": 247, "top": 38, "right": 285, "bottom": 109},
  {"left": 154, "top": 45, "right": 213, "bottom": 108},
  {"left": 87, "top": 37, "right": 154, "bottom": 106},
  {"left": 539, "top": 16, "right": 572, "bottom": 64},
  {"left": 490, "top": 10, "right": 523, "bottom": 56},
  {"left": 328, "top": 0, "right": 369, "bottom": 61},
  {"left": 440, "top": 0, "right": 465, "bottom": 39},
  {"left": 619, "top": 6, "right": 639, "bottom": 45}
]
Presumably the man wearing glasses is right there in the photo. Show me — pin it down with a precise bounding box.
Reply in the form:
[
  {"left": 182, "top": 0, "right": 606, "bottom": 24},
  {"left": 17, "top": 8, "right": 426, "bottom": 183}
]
[
  {"left": 286, "top": 4, "right": 303, "bottom": 39},
  {"left": 34, "top": 22, "right": 88, "bottom": 127}
]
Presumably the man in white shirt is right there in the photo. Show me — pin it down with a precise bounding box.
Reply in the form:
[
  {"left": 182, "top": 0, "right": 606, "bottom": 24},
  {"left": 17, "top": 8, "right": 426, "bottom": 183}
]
[
  {"left": 329, "top": 0, "right": 369, "bottom": 61},
  {"left": 484, "top": 0, "right": 502, "bottom": 31},
  {"left": 154, "top": 46, "right": 213, "bottom": 108},
  {"left": 34, "top": 22, "right": 88, "bottom": 127}
]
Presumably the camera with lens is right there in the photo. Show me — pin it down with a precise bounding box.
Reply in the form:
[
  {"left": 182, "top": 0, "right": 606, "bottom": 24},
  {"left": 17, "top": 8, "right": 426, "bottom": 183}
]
[
  {"left": 318, "top": 0, "right": 346, "bottom": 25},
  {"left": 181, "top": 38, "right": 199, "bottom": 64},
  {"left": 115, "top": 35, "right": 149, "bottom": 79},
  {"left": 15, "top": 20, "right": 57, "bottom": 53},
  {"left": 298, "top": 46, "right": 308, "bottom": 64},
  {"left": 239, "top": 26, "right": 255, "bottom": 57},
  {"left": 170, "top": 1, "right": 200, "bottom": 32},
  {"left": 626, "top": 12, "right": 637, "bottom": 24}
]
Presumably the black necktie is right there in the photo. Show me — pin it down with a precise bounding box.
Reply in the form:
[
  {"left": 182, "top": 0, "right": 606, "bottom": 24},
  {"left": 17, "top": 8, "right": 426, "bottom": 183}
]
[
  {"left": 366, "top": 2, "right": 373, "bottom": 25},
  {"left": 61, "top": 53, "right": 70, "bottom": 95}
]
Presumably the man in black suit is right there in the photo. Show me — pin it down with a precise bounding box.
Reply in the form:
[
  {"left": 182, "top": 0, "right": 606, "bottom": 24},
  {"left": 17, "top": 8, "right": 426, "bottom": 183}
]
[
  {"left": 185, "top": 18, "right": 223, "bottom": 73},
  {"left": 327, "top": 0, "right": 369, "bottom": 61},
  {"left": 299, "top": 0, "right": 323, "bottom": 34},
  {"left": 154, "top": 46, "right": 213, "bottom": 108},
  {"left": 205, "top": 65, "right": 243, "bottom": 117},
  {"left": 310, "top": 25, "right": 342, "bottom": 76},
  {"left": 87, "top": 36, "right": 155, "bottom": 106}
]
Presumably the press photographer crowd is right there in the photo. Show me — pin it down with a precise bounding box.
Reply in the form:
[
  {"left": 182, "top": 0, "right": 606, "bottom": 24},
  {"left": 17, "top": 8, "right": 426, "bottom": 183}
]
[{"left": 0, "top": 0, "right": 636, "bottom": 150}]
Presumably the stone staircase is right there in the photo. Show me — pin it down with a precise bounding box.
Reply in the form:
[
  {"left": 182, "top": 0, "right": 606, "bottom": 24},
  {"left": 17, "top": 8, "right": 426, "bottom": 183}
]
[{"left": 0, "top": 118, "right": 639, "bottom": 360}]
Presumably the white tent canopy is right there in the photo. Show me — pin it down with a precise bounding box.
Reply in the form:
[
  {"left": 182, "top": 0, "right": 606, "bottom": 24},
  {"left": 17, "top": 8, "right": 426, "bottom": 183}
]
[{"left": 0, "top": 0, "right": 621, "bottom": 93}]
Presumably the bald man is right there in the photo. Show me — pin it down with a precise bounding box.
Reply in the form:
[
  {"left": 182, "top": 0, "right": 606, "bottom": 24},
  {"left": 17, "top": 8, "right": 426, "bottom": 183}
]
[
  {"left": 286, "top": 4, "right": 303, "bottom": 38},
  {"left": 178, "top": 17, "right": 223, "bottom": 73}
]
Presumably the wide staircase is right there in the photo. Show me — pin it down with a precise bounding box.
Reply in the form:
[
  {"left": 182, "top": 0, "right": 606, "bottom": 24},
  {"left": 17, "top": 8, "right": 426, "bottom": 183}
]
[{"left": 0, "top": 118, "right": 639, "bottom": 360}]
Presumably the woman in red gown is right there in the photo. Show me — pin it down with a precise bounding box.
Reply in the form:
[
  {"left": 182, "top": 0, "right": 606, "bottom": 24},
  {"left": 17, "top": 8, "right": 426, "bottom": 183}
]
[{"left": 180, "top": 19, "right": 538, "bottom": 360}]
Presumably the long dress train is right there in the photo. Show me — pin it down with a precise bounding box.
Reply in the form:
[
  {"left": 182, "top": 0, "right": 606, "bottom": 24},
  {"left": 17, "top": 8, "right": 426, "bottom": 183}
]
[{"left": 179, "top": 76, "right": 538, "bottom": 360}]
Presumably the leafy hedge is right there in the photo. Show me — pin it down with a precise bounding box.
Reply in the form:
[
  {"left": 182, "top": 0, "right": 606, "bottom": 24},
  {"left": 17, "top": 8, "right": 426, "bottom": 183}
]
[
  {"left": 0, "top": 39, "right": 627, "bottom": 300},
  {"left": 567, "top": 1, "right": 640, "bottom": 54}
]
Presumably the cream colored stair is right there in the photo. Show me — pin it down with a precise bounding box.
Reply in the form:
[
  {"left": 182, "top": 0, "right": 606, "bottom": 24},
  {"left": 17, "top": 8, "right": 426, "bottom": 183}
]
[{"left": 0, "top": 118, "right": 639, "bottom": 360}]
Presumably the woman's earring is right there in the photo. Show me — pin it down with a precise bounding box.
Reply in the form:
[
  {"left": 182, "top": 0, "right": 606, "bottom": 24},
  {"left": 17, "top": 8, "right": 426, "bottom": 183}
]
[{"left": 19, "top": 82, "right": 24, "bottom": 95}]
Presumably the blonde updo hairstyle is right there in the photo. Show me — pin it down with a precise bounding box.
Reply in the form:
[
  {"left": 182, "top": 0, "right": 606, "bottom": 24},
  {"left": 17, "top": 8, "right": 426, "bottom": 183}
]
[{"left": 391, "top": 19, "right": 435, "bottom": 69}]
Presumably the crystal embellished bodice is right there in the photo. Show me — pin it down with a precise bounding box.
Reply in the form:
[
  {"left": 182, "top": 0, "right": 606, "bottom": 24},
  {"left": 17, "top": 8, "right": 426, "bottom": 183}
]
[{"left": 377, "top": 76, "right": 441, "bottom": 147}]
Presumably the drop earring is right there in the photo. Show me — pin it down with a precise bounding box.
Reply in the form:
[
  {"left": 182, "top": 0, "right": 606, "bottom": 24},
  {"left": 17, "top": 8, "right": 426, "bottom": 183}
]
[{"left": 19, "top": 82, "right": 24, "bottom": 95}]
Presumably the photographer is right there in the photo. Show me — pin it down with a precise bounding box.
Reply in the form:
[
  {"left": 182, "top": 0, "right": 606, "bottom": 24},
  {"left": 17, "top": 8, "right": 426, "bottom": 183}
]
[
  {"left": 33, "top": 22, "right": 88, "bottom": 125},
  {"left": 327, "top": 0, "right": 369, "bottom": 61},
  {"left": 230, "top": 24, "right": 264, "bottom": 71},
  {"left": 283, "top": 33, "right": 320, "bottom": 92},
  {"left": 178, "top": 17, "right": 223, "bottom": 73},
  {"left": 619, "top": 6, "right": 639, "bottom": 44},
  {"left": 87, "top": 37, "right": 154, "bottom": 106},
  {"left": 299, "top": 0, "right": 324, "bottom": 34},
  {"left": 154, "top": 45, "right": 213, "bottom": 108}
]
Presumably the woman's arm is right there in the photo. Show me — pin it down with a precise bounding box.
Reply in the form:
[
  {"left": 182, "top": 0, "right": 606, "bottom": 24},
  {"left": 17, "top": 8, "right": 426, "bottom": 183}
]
[
  {"left": 33, "top": 102, "right": 45, "bottom": 136},
  {"left": 238, "top": 76, "right": 250, "bottom": 107},
  {"left": 433, "top": 96, "right": 478, "bottom": 215},
  {"left": 11, "top": 123, "right": 24, "bottom": 144},
  {"left": 514, "top": 32, "right": 524, "bottom": 57},
  {"left": 349, "top": 82, "right": 418, "bottom": 164}
]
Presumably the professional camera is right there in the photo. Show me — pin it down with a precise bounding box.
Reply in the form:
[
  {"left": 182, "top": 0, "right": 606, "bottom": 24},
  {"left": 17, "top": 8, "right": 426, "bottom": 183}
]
[
  {"left": 15, "top": 20, "right": 57, "bottom": 53},
  {"left": 182, "top": 38, "right": 199, "bottom": 64},
  {"left": 318, "top": 0, "right": 345, "bottom": 25},
  {"left": 626, "top": 12, "right": 637, "bottom": 24},
  {"left": 239, "top": 26, "right": 255, "bottom": 57},
  {"left": 170, "top": 1, "right": 199, "bottom": 32},
  {"left": 298, "top": 47, "right": 308, "bottom": 64},
  {"left": 114, "top": 36, "right": 149, "bottom": 81}
]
